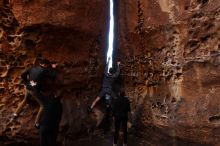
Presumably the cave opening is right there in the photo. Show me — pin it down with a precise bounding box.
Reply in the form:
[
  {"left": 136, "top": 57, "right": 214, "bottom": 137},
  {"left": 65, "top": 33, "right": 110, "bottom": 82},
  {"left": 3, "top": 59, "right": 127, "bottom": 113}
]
[
  {"left": 106, "top": 0, "right": 115, "bottom": 71},
  {"left": 106, "top": 0, "right": 120, "bottom": 72}
]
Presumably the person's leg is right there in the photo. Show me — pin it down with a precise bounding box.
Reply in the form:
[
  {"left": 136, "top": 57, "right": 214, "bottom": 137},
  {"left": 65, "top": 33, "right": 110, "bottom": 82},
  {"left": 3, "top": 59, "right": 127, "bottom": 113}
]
[
  {"left": 33, "top": 92, "right": 44, "bottom": 124},
  {"left": 14, "top": 88, "right": 31, "bottom": 115},
  {"left": 40, "top": 126, "right": 49, "bottom": 146},
  {"left": 35, "top": 105, "right": 43, "bottom": 124},
  {"left": 49, "top": 127, "right": 59, "bottom": 146},
  {"left": 122, "top": 118, "right": 128, "bottom": 146},
  {"left": 54, "top": 128, "right": 59, "bottom": 146},
  {"left": 114, "top": 117, "right": 121, "bottom": 145},
  {"left": 104, "top": 107, "right": 111, "bottom": 134}
]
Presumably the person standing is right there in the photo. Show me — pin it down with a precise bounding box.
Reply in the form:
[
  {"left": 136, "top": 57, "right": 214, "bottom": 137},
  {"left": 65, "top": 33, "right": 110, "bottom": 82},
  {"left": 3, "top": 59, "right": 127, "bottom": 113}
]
[
  {"left": 39, "top": 94, "right": 62, "bottom": 146},
  {"left": 12, "top": 59, "right": 52, "bottom": 127},
  {"left": 112, "top": 91, "right": 131, "bottom": 146},
  {"left": 38, "top": 61, "right": 63, "bottom": 146}
]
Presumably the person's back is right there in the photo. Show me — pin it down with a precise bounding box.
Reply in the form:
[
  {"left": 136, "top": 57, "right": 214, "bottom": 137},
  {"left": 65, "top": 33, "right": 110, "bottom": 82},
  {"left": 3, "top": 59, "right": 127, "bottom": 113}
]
[
  {"left": 112, "top": 92, "right": 131, "bottom": 146},
  {"left": 102, "top": 65, "right": 120, "bottom": 89},
  {"left": 39, "top": 65, "right": 58, "bottom": 96},
  {"left": 29, "top": 66, "right": 44, "bottom": 82},
  {"left": 21, "top": 66, "right": 44, "bottom": 86},
  {"left": 113, "top": 96, "right": 130, "bottom": 119},
  {"left": 29, "top": 65, "right": 54, "bottom": 91},
  {"left": 102, "top": 74, "right": 114, "bottom": 89}
]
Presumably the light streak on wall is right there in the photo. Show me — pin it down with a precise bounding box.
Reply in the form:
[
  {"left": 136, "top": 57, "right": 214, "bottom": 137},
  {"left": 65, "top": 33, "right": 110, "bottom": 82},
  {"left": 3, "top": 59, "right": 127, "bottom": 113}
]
[{"left": 106, "top": 0, "right": 114, "bottom": 71}]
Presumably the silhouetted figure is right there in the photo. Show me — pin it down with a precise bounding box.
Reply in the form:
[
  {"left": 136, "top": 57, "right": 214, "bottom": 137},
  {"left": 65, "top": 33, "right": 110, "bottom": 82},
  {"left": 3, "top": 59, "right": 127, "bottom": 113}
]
[
  {"left": 90, "top": 58, "right": 120, "bottom": 109},
  {"left": 102, "top": 93, "right": 113, "bottom": 135},
  {"left": 89, "top": 59, "right": 120, "bottom": 135},
  {"left": 37, "top": 61, "right": 63, "bottom": 146},
  {"left": 39, "top": 94, "right": 62, "bottom": 146},
  {"left": 112, "top": 91, "right": 131, "bottom": 146},
  {"left": 12, "top": 59, "right": 53, "bottom": 127}
]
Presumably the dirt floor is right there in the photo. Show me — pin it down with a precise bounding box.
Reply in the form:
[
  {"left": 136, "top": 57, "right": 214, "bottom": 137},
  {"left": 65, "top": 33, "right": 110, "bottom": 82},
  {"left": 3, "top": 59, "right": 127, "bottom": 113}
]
[{"left": 73, "top": 134, "right": 148, "bottom": 146}]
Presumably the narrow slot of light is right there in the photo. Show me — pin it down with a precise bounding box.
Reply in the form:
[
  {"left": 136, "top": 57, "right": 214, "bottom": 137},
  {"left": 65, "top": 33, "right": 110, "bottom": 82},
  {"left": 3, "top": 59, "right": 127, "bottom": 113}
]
[{"left": 106, "top": 0, "right": 114, "bottom": 71}]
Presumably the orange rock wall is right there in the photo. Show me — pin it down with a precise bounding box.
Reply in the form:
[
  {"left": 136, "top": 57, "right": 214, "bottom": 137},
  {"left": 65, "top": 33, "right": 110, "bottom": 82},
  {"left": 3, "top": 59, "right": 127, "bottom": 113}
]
[
  {"left": 0, "top": 0, "right": 108, "bottom": 145},
  {"left": 0, "top": 0, "right": 220, "bottom": 146},
  {"left": 117, "top": 0, "right": 220, "bottom": 145}
]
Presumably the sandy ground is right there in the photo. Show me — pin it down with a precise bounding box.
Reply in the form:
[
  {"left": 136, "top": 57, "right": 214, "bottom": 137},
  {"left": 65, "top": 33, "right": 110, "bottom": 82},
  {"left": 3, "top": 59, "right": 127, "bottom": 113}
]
[{"left": 72, "top": 133, "right": 148, "bottom": 146}]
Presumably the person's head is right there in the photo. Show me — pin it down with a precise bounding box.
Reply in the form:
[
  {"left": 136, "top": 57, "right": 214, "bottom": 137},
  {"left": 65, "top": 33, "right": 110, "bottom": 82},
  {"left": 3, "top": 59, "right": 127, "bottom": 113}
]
[
  {"left": 39, "top": 59, "right": 50, "bottom": 68},
  {"left": 109, "top": 68, "right": 114, "bottom": 75},
  {"left": 50, "top": 61, "right": 58, "bottom": 68}
]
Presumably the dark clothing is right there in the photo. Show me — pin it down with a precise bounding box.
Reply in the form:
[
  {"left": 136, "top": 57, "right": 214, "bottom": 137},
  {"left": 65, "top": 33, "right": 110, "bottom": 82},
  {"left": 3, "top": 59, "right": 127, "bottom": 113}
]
[
  {"left": 21, "top": 66, "right": 62, "bottom": 146},
  {"left": 39, "top": 95, "right": 62, "bottom": 146},
  {"left": 114, "top": 117, "right": 128, "bottom": 144},
  {"left": 21, "top": 66, "right": 44, "bottom": 83},
  {"left": 40, "top": 125, "right": 59, "bottom": 146},
  {"left": 29, "top": 66, "right": 45, "bottom": 82},
  {"left": 39, "top": 68, "right": 58, "bottom": 96},
  {"left": 98, "top": 94, "right": 114, "bottom": 135},
  {"left": 103, "top": 106, "right": 112, "bottom": 134},
  {"left": 99, "top": 88, "right": 116, "bottom": 102},
  {"left": 113, "top": 96, "right": 131, "bottom": 144},
  {"left": 102, "top": 64, "right": 120, "bottom": 89},
  {"left": 21, "top": 66, "right": 56, "bottom": 92},
  {"left": 36, "top": 68, "right": 62, "bottom": 146},
  {"left": 112, "top": 96, "right": 131, "bottom": 119},
  {"left": 98, "top": 64, "right": 120, "bottom": 99},
  {"left": 40, "top": 96, "right": 62, "bottom": 128}
]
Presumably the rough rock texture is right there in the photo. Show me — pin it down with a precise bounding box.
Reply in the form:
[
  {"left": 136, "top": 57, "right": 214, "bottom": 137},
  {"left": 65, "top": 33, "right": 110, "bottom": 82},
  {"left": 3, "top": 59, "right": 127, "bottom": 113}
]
[
  {"left": 0, "top": 0, "right": 220, "bottom": 146},
  {"left": 117, "top": 0, "right": 220, "bottom": 145},
  {"left": 0, "top": 0, "right": 108, "bottom": 145}
]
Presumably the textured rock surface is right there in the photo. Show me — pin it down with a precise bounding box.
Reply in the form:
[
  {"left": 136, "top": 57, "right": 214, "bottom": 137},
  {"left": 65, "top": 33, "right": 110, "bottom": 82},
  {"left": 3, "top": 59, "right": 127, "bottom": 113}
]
[
  {"left": 117, "top": 0, "right": 220, "bottom": 145},
  {"left": 0, "top": 0, "right": 220, "bottom": 146},
  {"left": 0, "top": 0, "right": 108, "bottom": 145}
]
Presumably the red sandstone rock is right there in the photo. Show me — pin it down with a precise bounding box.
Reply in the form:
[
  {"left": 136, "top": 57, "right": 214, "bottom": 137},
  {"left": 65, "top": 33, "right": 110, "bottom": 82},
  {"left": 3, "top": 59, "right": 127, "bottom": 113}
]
[
  {"left": 10, "top": 0, "right": 108, "bottom": 35},
  {"left": 117, "top": 0, "right": 220, "bottom": 145},
  {"left": 1, "top": 0, "right": 220, "bottom": 146},
  {"left": 0, "top": 0, "right": 108, "bottom": 145}
]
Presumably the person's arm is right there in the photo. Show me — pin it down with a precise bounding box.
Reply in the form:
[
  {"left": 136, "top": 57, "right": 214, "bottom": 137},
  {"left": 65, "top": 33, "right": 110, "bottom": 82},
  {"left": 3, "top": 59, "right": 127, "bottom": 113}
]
[
  {"left": 13, "top": 98, "right": 27, "bottom": 118},
  {"left": 104, "top": 57, "right": 111, "bottom": 76},
  {"left": 35, "top": 105, "right": 43, "bottom": 125},
  {"left": 13, "top": 88, "right": 30, "bottom": 119},
  {"left": 31, "top": 87, "right": 45, "bottom": 127},
  {"left": 21, "top": 69, "right": 30, "bottom": 83},
  {"left": 112, "top": 61, "right": 120, "bottom": 78},
  {"left": 90, "top": 96, "right": 101, "bottom": 109},
  {"left": 49, "top": 63, "right": 58, "bottom": 79}
]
